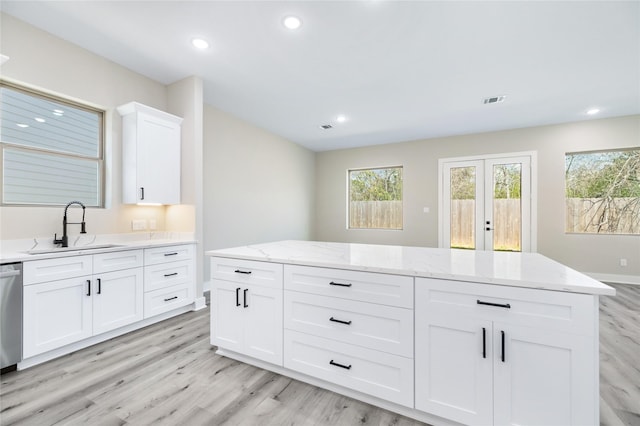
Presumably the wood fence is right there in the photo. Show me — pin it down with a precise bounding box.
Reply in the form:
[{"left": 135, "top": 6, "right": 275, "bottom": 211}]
[
  {"left": 450, "top": 199, "right": 521, "bottom": 251},
  {"left": 349, "top": 201, "right": 402, "bottom": 229},
  {"left": 566, "top": 197, "right": 640, "bottom": 234}
]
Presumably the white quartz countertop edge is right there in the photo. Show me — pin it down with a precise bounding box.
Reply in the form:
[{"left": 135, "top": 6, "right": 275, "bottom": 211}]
[
  {"left": 205, "top": 241, "right": 616, "bottom": 296},
  {"left": 1, "top": 238, "right": 196, "bottom": 263}
]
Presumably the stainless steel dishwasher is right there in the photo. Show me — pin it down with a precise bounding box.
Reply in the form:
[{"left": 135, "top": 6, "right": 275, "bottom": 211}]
[{"left": 1, "top": 262, "right": 22, "bottom": 373}]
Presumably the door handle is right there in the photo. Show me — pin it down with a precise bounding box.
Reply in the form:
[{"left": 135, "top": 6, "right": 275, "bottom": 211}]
[
  {"left": 482, "top": 327, "right": 486, "bottom": 359},
  {"left": 501, "top": 330, "right": 506, "bottom": 362},
  {"left": 140, "top": 187, "right": 145, "bottom": 200},
  {"left": 97, "top": 278, "right": 101, "bottom": 294},
  {"left": 235, "top": 287, "right": 241, "bottom": 307},
  {"left": 243, "top": 288, "right": 248, "bottom": 308},
  {"left": 86, "top": 279, "right": 91, "bottom": 296}
]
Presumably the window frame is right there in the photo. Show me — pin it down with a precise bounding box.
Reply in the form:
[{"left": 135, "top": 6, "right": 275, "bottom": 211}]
[
  {"left": 0, "top": 81, "right": 106, "bottom": 207},
  {"left": 347, "top": 165, "right": 404, "bottom": 230}
]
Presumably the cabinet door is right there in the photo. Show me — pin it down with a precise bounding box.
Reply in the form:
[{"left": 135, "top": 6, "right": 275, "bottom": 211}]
[
  {"left": 493, "top": 323, "right": 597, "bottom": 426},
  {"left": 137, "top": 112, "right": 180, "bottom": 204},
  {"left": 93, "top": 268, "right": 144, "bottom": 335},
  {"left": 415, "top": 313, "right": 493, "bottom": 425},
  {"left": 23, "top": 277, "right": 93, "bottom": 358},
  {"left": 243, "top": 284, "right": 283, "bottom": 365},
  {"left": 210, "top": 280, "right": 245, "bottom": 353}
]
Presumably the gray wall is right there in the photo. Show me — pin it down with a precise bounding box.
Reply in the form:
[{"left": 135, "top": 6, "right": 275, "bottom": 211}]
[
  {"left": 203, "top": 105, "right": 315, "bottom": 278},
  {"left": 315, "top": 115, "right": 640, "bottom": 277}
]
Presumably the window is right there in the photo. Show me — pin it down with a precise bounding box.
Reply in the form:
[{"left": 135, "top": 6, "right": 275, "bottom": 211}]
[
  {"left": 565, "top": 148, "right": 640, "bottom": 234},
  {"left": 348, "top": 166, "right": 402, "bottom": 229},
  {"left": 0, "top": 82, "right": 104, "bottom": 206}
]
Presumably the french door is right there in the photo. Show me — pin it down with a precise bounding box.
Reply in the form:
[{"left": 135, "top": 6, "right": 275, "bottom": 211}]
[{"left": 440, "top": 154, "right": 534, "bottom": 252}]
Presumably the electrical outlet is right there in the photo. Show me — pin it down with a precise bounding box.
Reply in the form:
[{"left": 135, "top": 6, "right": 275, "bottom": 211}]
[
  {"left": 131, "top": 219, "right": 147, "bottom": 231},
  {"left": 620, "top": 258, "right": 627, "bottom": 267}
]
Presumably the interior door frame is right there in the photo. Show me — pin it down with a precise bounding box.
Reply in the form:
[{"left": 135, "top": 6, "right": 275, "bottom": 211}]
[{"left": 438, "top": 151, "right": 538, "bottom": 252}]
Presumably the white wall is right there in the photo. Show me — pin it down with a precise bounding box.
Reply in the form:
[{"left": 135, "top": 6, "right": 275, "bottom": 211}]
[
  {"left": 0, "top": 13, "right": 170, "bottom": 240},
  {"left": 203, "top": 104, "right": 315, "bottom": 278},
  {"left": 315, "top": 115, "right": 640, "bottom": 279}
]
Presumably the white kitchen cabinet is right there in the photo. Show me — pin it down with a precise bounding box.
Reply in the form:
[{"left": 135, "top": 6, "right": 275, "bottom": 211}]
[
  {"left": 143, "top": 244, "right": 196, "bottom": 318},
  {"left": 211, "top": 258, "right": 283, "bottom": 365},
  {"left": 117, "top": 101, "right": 182, "bottom": 205},
  {"left": 415, "top": 277, "right": 598, "bottom": 426},
  {"left": 23, "top": 250, "right": 144, "bottom": 358},
  {"left": 23, "top": 276, "right": 93, "bottom": 358}
]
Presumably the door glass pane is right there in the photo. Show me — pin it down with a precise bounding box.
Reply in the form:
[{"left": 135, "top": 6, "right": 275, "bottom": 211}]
[
  {"left": 450, "top": 166, "right": 476, "bottom": 249},
  {"left": 492, "top": 163, "right": 522, "bottom": 252}
]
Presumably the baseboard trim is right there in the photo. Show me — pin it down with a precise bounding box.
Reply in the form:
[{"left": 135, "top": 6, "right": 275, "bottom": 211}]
[{"left": 586, "top": 272, "right": 640, "bottom": 286}]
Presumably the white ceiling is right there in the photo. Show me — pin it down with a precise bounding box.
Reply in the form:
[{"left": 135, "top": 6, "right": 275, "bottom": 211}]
[{"left": 2, "top": 1, "right": 639, "bottom": 152}]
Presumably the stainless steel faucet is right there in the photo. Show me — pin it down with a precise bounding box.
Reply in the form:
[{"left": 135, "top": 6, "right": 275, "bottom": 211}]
[{"left": 53, "top": 201, "right": 87, "bottom": 247}]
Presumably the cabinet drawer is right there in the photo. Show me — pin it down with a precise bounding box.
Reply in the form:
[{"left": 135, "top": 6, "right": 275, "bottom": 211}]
[
  {"left": 144, "top": 244, "right": 194, "bottom": 265},
  {"left": 144, "top": 260, "right": 194, "bottom": 292},
  {"left": 284, "top": 330, "right": 413, "bottom": 407},
  {"left": 416, "top": 277, "right": 596, "bottom": 335},
  {"left": 284, "top": 265, "right": 413, "bottom": 308},
  {"left": 24, "top": 255, "right": 93, "bottom": 285},
  {"left": 284, "top": 291, "right": 413, "bottom": 357},
  {"left": 144, "top": 283, "right": 193, "bottom": 318},
  {"left": 94, "top": 249, "right": 143, "bottom": 274},
  {"left": 211, "top": 257, "right": 283, "bottom": 289}
]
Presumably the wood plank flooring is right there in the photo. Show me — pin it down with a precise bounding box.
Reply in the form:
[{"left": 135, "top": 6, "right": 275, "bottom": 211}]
[{"left": 1, "top": 284, "right": 638, "bottom": 425}]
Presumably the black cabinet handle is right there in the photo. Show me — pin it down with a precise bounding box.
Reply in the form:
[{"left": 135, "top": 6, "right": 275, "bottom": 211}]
[
  {"left": 329, "top": 281, "right": 352, "bottom": 287},
  {"left": 329, "top": 317, "right": 352, "bottom": 325},
  {"left": 235, "top": 288, "right": 241, "bottom": 307},
  {"left": 477, "top": 300, "right": 511, "bottom": 309},
  {"left": 234, "top": 269, "right": 252, "bottom": 275},
  {"left": 140, "top": 187, "right": 145, "bottom": 200},
  {"left": 501, "top": 330, "right": 506, "bottom": 362},
  {"left": 329, "top": 360, "right": 352, "bottom": 370},
  {"left": 164, "top": 296, "right": 178, "bottom": 302},
  {"left": 164, "top": 272, "right": 178, "bottom": 277},
  {"left": 86, "top": 279, "right": 91, "bottom": 296},
  {"left": 164, "top": 252, "right": 178, "bottom": 257},
  {"left": 243, "top": 288, "right": 249, "bottom": 308},
  {"left": 482, "top": 327, "right": 486, "bottom": 358},
  {"left": 97, "top": 278, "right": 101, "bottom": 295}
]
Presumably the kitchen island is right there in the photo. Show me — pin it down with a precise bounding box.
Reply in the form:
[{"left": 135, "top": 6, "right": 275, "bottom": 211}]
[{"left": 206, "top": 240, "right": 614, "bottom": 426}]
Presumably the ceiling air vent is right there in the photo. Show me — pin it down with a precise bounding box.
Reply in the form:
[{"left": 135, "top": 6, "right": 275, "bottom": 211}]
[
  {"left": 320, "top": 124, "right": 333, "bottom": 130},
  {"left": 483, "top": 95, "right": 506, "bottom": 104}
]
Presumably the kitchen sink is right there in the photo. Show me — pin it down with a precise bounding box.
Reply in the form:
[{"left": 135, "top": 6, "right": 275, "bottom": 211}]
[{"left": 24, "top": 244, "right": 124, "bottom": 255}]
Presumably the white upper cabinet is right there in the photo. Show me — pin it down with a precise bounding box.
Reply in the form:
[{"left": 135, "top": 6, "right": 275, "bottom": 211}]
[{"left": 117, "top": 102, "right": 183, "bottom": 205}]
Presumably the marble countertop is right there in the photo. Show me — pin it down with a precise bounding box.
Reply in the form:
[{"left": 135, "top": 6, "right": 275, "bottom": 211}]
[
  {"left": 1, "top": 232, "right": 196, "bottom": 263},
  {"left": 206, "top": 240, "right": 615, "bottom": 296}
]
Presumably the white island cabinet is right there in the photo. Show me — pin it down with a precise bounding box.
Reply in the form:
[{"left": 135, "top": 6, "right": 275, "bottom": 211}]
[{"left": 206, "top": 240, "right": 614, "bottom": 426}]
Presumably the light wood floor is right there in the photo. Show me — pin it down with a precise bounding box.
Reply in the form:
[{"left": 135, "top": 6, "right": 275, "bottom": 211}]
[{"left": 1, "top": 284, "right": 638, "bottom": 426}]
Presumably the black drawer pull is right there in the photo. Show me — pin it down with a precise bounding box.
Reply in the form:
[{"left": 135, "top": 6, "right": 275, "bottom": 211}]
[
  {"left": 329, "top": 317, "right": 352, "bottom": 325},
  {"left": 86, "top": 279, "right": 91, "bottom": 296},
  {"left": 97, "top": 278, "right": 101, "bottom": 295},
  {"left": 234, "top": 269, "right": 252, "bottom": 275},
  {"left": 236, "top": 287, "right": 241, "bottom": 306},
  {"left": 501, "top": 330, "right": 506, "bottom": 362},
  {"left": 243, "top": 288, "right": 249, "bottom": 307},
  {"left": 329, "top": 360, "right": 352, "bottom": 370},
  {"left": 164, "top": 296, "right": 178, "bottom": 302},
  {"left": 164, "top": 252, "right": 178, "bottom": 257},
  {"left": 477, "top": 300, "right": 511, "bottom": 309},
  {"left": 164, "top": 272, "right": 178, "bottom": 277},
  {"left": 329, "top": 281, "right": 352, "bottom": 287}
]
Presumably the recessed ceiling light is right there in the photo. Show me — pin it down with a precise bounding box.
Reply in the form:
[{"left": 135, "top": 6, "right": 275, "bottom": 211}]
[
  {"left": 586, "top": 108, "right": 600, "bottom": 115},
  {"left": 336, "top": 115, "right": 347, "bottom": 123},
  {"left": 34, "top": 117, "right": 46, "bottom": 123},
  {"left": 53, "top": 109, "right": 64, "bottom": 116},
  {"left": 191, "top": 38, "right": 209, "bottom": 49},
  {"left": 283, "top": 16, "right": 302, "bottom": 30},
  {"left": 16, "top": 123, "right": 29, "bottom": 128}
]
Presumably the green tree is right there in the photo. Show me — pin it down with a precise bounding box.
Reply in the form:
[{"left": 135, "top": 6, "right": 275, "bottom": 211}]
[{"left": 350, "top": 167, "right": 402, "bottom": 201}]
